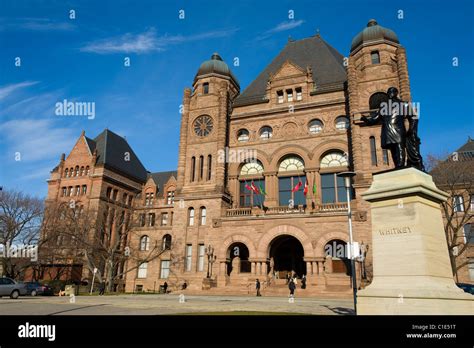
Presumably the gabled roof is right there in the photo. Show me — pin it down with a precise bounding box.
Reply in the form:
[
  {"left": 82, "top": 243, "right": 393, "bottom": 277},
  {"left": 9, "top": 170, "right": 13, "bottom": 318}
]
[
  {"left": 85, "top": 129, "right": 148, "bottom": 183},
  {"left": 456, "top": 136, "right": 474, "bottom": 154},
  {"left": 149, "top": 171, "right": 177, "bottom": 197},
  {"left": 234, "top": 35, "right": 347, "bottom": 106}
]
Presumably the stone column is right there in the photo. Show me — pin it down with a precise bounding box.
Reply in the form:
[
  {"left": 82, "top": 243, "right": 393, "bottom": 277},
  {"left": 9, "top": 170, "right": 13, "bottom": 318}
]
[
  {"left": 262, "top": 262, "right": 268, "bottom": 276},
  {"left": 396, "top": 46, "right": 411, "bottom": 102},
  {"left": 306, "top": 261, "right": 313, "bottom": 275},
  {"left": 176, "top": 88, "right": 191, "bottom": 191},
  {"left": 264, "top": 172, "right": 278, "bottom": 207},
  {"left": 251, "top": 262, "right": 256, "bottom": 275}
]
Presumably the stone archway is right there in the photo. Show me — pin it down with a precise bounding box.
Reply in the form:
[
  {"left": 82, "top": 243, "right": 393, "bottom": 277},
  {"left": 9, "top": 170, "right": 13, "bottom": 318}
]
[
  {"left": 269, "top": 235, "right": 306, "bottom": 278},
  {"left": 218, "top": 234, "right": 257, "bottom": 260},
  {"left": 256, "top": 224, "right": 315, "bottom": 259}
]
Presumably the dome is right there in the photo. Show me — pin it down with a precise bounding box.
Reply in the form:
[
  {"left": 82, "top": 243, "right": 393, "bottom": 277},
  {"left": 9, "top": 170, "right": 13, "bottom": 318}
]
[
  {"left": 194, "top": 53, "right": 239, "bottom": 87},
  {"left": 350, "top": 19, "right": 399, "bottom": 52}
]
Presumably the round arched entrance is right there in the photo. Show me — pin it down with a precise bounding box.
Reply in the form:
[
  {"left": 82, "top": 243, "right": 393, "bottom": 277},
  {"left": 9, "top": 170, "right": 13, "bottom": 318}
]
[
  {"left": 269, "top": 235, "right": 306, "bottom": 278},
  {"left": 324, "top": 239, "right": 351, "bottom": 275},
  {"left": 226, "top": 242, "right": 251, "bottom": 275}
]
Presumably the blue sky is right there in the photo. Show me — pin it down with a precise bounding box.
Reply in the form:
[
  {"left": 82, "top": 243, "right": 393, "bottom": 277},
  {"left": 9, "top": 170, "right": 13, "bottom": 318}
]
[{"left": 0, "top": 0, "right": 473, "bottom": 198}]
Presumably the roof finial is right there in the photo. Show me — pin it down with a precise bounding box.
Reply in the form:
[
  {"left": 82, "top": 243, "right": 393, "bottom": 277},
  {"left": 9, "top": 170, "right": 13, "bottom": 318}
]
[
  {"left": 316, "top": 28, "right": 320, "bottom": 37},
  {"left": 367, "top": 19, "right": 378, "bottom": 27},
  {"left": 288, "top": 35, "right": 293, "bottom": 42}
]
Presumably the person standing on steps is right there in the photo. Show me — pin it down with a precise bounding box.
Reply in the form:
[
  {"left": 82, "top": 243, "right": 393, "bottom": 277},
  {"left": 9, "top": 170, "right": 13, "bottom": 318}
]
[
  {"left": 288, "top": 278, "right": 296, "bottom": 298},
  {"left": 255, "top": 278, "right": 261, "bottom": 297},
  {"left": 301, "top": 274, "right": 306, "bottom": 289}
]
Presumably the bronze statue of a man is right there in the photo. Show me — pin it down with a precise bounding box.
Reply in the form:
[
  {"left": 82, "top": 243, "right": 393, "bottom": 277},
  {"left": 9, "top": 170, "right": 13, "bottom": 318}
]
[{"left": 361, "top": 87, "right": 424, "bottom": 171}]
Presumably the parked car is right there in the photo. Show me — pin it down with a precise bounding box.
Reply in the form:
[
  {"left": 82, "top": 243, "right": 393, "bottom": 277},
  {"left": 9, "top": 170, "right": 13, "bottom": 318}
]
[
  {"left": 24, "top": 282, "right": 54, "bottom": 296},
  {"left": 0, "top": 277, "right": 27, "bottom": 299},
  {"left": 456, "top": 283, "right": 474, "bottom": 295}
]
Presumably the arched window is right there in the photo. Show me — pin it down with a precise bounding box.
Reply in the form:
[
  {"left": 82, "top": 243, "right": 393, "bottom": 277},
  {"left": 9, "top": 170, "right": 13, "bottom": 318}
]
[
  {"left": 369, "top": 92, "right": 388, "bottom": 111},
  {"left": 335, "top": 116, "right": 349, "bottom": 131},
  {"left": 239, "top": 161, "right": 265, "bottom": 207},
  {"left": 137, "top": 262, "right": 148, "bottom": 278},
  {"left": 199, "top": 155, "right": 204, "bottom": 180},
  {"left": 259, "top": 126, "right": 273, "bottom": 140},
  {"left": 240, "top": 161, "right": 264, "bottom": 176},
  {"left": 203, "top": 82, "right": 209, "bottom": 94},
  {"left": 320, "top": 152, "right": 348, "bottom": 168},
  {"left": 200, "top": 207, "right": 207, "bottom": 226},
  {"left": 371, "top": 51, "right": 380, "bottom": 64},
  {"left": 64, "top": 168, "right": 68, "bottom": 177},
  {"left": 320, "top": 151, "right": 351, "bottom": 204},
  {"left": 191, "top": 156, "right": 196, "bottom": 182},
  {"left": 279, "top": 156, "right": 305, "bottom": 172},
  {"left": 278, "top": 156, "right": 305, "bottom": 206},
  {"left": 370, "top": 136, "right": 378, "bottom": 166},
  {"left": 162, "top": 234, "right": 172, "bottom": 250},
  {"left": 308, "top": 119, "right": 323, "bottom": 134},
  {"left": 75, "top": 166, "right": 79, "bottom": 176},
  {"left": 237, "top": 129, "right": 249, "bottom": 142},
  {"left": 188, "top": 208, "right": 195, "bottom": 226},
  {"left": 207, "top": 155, "right": 212, "bottom": 180},
  {"left": 140, "top": 236, "right": 150, "bottom": 251},
  {"left": 80, "top": 166, "right": 84, "bottom": 176},
  {"left": 86, "top": 166, "right": 90, "bottom": 175},
  {"left": 69, "top": 168, "right": 73, "bottom": 177}
]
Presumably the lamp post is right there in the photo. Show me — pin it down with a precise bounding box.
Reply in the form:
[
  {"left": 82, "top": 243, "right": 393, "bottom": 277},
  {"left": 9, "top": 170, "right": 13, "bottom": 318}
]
[
  {"left": 337, "top": 171, "right": 357, "bottom": 314},
  {"left": 205, "top": 244, "right": 216, "bottom": 279}
]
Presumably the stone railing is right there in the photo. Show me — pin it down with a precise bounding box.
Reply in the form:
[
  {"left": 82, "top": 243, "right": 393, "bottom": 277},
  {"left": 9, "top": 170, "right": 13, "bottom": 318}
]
[
  {"left": 317, "top": 202, "right": 348, "bottom": 212},
  {"left": 224, "top": 203, "right": 348, "bottom": 217},
  {"left": 225, "top": 207, "right": 252, "bottom": 217}
]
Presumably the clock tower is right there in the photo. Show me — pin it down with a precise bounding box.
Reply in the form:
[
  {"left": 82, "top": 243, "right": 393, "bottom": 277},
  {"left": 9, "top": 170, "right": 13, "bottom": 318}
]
[{"left": 176, "top": 53, "right": 240, "bottom": 198}]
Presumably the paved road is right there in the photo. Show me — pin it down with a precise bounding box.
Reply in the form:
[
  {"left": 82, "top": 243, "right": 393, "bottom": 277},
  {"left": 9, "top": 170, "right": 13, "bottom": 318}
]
[{"left": 0, "top": 294, "right": 354, "bottom": 315}]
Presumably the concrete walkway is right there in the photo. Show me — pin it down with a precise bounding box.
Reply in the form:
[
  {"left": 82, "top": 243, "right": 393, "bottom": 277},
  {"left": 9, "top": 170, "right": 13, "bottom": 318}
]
[{"left": 0, "top": 294, "right": 354, "bottom": 315}]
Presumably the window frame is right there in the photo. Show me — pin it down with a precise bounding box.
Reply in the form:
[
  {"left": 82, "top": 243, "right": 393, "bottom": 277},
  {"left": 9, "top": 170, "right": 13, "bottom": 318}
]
[
  {"left": 140, "top": 235, "right": 150, "bottom": 251},
  {"left": 137, "top": 262, "right": 148, "bottom": 278}
]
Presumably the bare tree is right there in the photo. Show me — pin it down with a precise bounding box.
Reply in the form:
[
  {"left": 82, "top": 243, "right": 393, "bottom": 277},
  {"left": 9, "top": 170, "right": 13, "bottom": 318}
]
[
  {"left": 427, "top": 154, "right": 474, "bottom": 281},
  {"left": 0, "top": 189, "right": 44, "bottom": 279},
  {"left": 41, "top": 201, "right": 167, "bottom": 292}
]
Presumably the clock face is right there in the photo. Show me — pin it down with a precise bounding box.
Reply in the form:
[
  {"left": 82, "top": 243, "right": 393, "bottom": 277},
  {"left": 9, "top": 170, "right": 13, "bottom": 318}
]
[{"left": 193, "top": 115, "right": 213, "bottom": 137}]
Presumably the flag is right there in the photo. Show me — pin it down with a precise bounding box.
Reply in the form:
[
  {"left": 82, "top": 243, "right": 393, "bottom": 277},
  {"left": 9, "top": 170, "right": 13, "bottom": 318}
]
[
  {"left": 303, "top": 180, "right": 308, "bottom": 196},
  {"left": 245, "top": 183, "right": 253, "bottom": 192},
  {"left": 292, "top": 179, "right": 303, "bottom": 193},
  {"left": 251, "top": 181, "right": 260, "bottom": 194},
  {"left": 259, "top": 184, "right": 266, "bottom": 195},
  {"left": 313, "top": 182, "right": 317, "bottom": 195}
]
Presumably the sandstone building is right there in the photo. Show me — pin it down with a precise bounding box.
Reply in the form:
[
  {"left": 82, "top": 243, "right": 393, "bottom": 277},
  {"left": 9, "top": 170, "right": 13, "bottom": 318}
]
[{"left": 43, "top": 19, "right": 473, "bottom": 295}]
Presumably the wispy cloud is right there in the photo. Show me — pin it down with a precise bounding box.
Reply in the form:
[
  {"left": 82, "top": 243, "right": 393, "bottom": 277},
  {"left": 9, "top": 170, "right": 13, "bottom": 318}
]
[
  {"left": 80, "top": 27, "right": 239, "bottom": 54},
  {"left": 0, "top": 81, "right": 39, "bottom": 101},
  {"left": 0, "top": 119, "right": 76, "bottom": 162},
  {"left": 256, "top": 20, "right": 305, "bottom": 41},
  {"left": 0, "top": 17, "right": 76, "bottom": 31}
]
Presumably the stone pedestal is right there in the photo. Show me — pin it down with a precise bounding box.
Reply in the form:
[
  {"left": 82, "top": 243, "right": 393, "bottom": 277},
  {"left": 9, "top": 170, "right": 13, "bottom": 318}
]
[{"left": 358, "top": 168, "right": 473, "bottom": 314}]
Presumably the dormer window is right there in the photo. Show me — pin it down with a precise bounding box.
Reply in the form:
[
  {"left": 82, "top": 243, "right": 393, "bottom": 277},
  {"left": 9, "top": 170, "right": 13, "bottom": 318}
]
[
  {"left": 286, "top": 89, "right": 293, "bottom": 102},
  {"left": 277, "top": 90, "right": 284, "bottom": 104},
  {"left": 203, "top": 82, "right": 209, "bottom": 94},
  {"left": 296, "top": 87, "right": 302, "bottom": 101},
  {"left": 371, "top": 51, "right": 380, "bottom": 64}
]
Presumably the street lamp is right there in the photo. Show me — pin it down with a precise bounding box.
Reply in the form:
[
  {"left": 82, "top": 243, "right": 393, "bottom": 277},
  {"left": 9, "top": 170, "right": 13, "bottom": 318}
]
[
  {"left": 337, "top": 171, "right": 357, "bottom": 314},
  {"left": 205, "top": 244, "right": 216, "bottom": 279}
]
